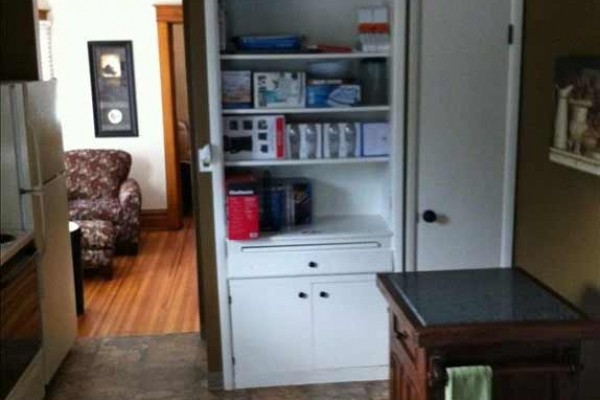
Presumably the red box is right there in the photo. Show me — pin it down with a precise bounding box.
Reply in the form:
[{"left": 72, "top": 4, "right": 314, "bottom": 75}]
[{"left": 226, "top": 174, "right": 260, "bottom": 240}]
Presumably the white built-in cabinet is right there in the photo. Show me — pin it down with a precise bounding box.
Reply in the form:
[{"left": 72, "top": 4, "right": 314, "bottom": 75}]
[
  {"left": 199, "top": 0, "right": 522, "bottom": 390},
  {"left": 230, "top": 275, "right": 388, "bottom": 387}
]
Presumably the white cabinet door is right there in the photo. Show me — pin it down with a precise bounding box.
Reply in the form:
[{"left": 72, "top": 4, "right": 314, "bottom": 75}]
[
  {"left": 312, "top": 277, "right": 389, "bottom": 369},
  {"left": 410, "top": 0, "right": 516, "bottom": 270},
  {"left": 229, "top": 278, "right": 312, "bottom": 378}
]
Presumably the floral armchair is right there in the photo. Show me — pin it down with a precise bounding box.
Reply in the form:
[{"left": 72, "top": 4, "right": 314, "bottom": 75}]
[{"left": 65, "top": 149, "right": 142, "bottom": 254}]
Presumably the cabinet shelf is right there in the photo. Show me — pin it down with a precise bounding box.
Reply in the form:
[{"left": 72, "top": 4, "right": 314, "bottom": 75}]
[
  {"left": 225, "top": 157, "right": 389, "bottom": 167},
  {"left": 549, "top": 148, "right": 600, "bottom": 176},
  {"left": 220, "top": 52, "right": 391, "bottom": 61},
  {"left": 228, "top": 215, "right": 393, "bottom": 244},
  {"left": 222, "top": 106, "right": 390, "bottom": 115}
]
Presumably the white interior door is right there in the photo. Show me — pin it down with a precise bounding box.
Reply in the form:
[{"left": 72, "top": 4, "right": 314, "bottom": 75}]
[
  {"left": 409, "top": 0, "right": 515, "bottom": 270},
  {"left": 312, "top": 277, "right": 388, "bottom": 369},
  {"left": 229, "top": 278, "right": 312, "bottom": 380}
]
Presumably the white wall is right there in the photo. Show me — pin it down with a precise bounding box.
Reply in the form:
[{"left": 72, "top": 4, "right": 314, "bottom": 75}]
[{"left": 50, "top": 0, "right": 180, "bottom": 209}]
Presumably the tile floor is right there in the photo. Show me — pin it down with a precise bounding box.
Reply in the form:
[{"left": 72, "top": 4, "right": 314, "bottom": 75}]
[{"left": 46, "top": 333, "right": 389, "bottom": 400}]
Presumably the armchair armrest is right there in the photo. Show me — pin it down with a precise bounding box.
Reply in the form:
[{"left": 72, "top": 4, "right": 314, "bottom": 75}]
[
  {"left": 118, "top": 179, "right": 142, "bottom": 248},
  {"left": 119, "top": 178, "right": 142, "bottom": 217}
]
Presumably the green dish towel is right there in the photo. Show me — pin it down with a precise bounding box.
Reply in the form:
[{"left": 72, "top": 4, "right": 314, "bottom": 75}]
[{"left": 445, "top": 366, "right": 492, "bottom": 400}]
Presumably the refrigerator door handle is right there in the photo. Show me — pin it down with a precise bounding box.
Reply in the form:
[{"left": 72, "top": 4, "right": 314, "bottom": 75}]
[{"left": 30, "top": 191, "right": 48, "bottom": 257}]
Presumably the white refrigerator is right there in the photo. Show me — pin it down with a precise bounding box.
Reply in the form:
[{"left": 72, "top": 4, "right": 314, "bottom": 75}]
[{"left": 0, "top": 80, "right": 77, "bottom": 384}]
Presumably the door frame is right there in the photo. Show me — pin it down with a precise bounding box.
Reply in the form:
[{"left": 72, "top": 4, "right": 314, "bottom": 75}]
[
  {"left": 156, "top": 5, "right": 184, "bottom": 230},
  {"left": 180, "top": 0, "right": 226, "bottom": 389},
  {"left": 404, "top": 0, "right": 524, "bottom": 271}
]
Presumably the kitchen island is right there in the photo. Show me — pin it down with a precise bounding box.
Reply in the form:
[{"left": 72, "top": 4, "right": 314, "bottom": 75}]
[{"left": 377, "top": 268, "right": 600, "bottom": 400}]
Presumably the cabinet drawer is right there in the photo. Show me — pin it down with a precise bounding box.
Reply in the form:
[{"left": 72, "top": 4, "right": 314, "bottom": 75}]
[
  {"left": 228, "top": 243, "right": 393, "bottom": 278},
  {"left": 391, "top": 312, "right": 419, "bottom": 368}
]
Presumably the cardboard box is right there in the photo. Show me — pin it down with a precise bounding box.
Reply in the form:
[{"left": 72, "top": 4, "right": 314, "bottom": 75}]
[
  {"left": 361, "top": 122, "right": 390, "bottom": 156},
  {"left": 299, "top": 123, "right": 322, "bottom": 159},
  {"left": 226, "top": 174, "right": 260, "bottom": 240},
  {"left": 286, "top": 124, "right": 301, "bottom": 159},
  {"left": 223, "top": 116, "right": 285, "bottom": 160},
  {"left": 323, "top": 122, "right": 361, "bottom": 158},
  {"left": 254, "top": 72, "right": 306, "bottom": 109},
  {"left": 222, "top": 71, "right": 252, "bottom": 109}
]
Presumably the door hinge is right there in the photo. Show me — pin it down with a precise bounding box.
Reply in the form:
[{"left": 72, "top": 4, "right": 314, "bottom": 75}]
[
  {"left": 232, "top": 356, "right": 236, "bottom": 365},
  {"left": 508, "top": 24, "right": 514, "bottom": 45},
  {"left": 228, "top": 295, "right": 232, "bottom": 304}
]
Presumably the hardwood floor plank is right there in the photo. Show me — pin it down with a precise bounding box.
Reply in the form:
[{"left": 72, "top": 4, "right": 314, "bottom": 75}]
[{"left": 78, "top": 218, "right": 200, "bottom": 337}]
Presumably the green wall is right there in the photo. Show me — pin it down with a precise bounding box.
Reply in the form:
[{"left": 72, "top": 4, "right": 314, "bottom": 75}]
[{"left": 514, "top": 1, "right": 599, "bottom": 399}]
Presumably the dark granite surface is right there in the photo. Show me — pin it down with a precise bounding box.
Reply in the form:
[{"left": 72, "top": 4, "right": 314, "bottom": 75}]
[{"left": 379, "top": 268, "right": 582, "bottom": 327}]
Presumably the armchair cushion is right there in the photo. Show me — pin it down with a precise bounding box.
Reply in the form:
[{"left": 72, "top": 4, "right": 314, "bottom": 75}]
[
  {"left": 65, "top": 149, "right": 131, "bottom": 200},
  {"left": 69, "top": 199, "right": 121, "bottom": 223}
]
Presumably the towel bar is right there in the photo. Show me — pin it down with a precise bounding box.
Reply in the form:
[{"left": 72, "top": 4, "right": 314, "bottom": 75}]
[{"left": 428, "top": 355, "right": 582, "bottom": 388}]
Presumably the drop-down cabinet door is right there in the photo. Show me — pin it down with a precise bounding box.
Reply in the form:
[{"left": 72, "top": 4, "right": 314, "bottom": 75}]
[
  {"left": 229, "top": 278, "right": 312, "bottom": 384},
  {"left": 312, "top": 277, "right": 389, "bottom": 370}
]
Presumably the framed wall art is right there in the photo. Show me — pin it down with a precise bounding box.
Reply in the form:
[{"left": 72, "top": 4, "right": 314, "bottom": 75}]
[{"left": 88, "top": 41, "right": 138, "bottom": 137}]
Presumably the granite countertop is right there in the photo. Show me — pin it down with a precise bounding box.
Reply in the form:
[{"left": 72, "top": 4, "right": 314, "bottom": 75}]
[
  {"left": 378, "top": 268, "right": 584, "bottom": 327},
  {"left": 0, "top": 230, "right": 35, "bottom": 266}
]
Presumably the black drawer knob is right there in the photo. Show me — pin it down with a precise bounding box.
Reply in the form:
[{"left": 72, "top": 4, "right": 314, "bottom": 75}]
[
  {"left": 395, "top": 331, "right": 408, "bottom": 340},
  {"left": 308, "top": 261, "right": 318, "bottom": 268},
  {"left": 298, "top": 292, "right": 308, "bottom": 299},
  {"left": 423, "top": 210, "right": 438, "bottom": 223},
  {"left": 319, "top": 291, "right": 330, "bottom": 298}
]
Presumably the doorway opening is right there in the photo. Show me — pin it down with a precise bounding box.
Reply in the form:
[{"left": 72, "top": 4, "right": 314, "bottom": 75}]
[{"left": 69, "top": 4, "right": 201, "bottom": 339}]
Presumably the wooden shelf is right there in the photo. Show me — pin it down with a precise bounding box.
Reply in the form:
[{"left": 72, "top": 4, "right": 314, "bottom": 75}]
[
  {"left": 549, "top": 148, "right": 600, "bottom": 177},
  {"left": 225, "top": 157, "right": 389, "bottom": 167},
  {"left": 220, "top": 52, "right": 390, "bottom": 61},
  {"left": 222, "top": 106, "right": 390, "bottom": 115}
]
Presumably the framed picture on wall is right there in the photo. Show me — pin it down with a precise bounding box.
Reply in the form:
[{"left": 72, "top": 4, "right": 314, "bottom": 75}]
[{"left": 88, "top": 41, "right": 138, "bottom": 137}]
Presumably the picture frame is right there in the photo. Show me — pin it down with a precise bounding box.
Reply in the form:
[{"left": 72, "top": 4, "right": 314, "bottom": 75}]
[{"left": 88, "top": 41, "right": 139, "bottom": 137}]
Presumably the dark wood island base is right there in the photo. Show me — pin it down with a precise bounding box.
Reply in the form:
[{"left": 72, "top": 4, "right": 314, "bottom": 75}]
[{"left": 377, "top": 268, "right": 600, "bottom": 400}]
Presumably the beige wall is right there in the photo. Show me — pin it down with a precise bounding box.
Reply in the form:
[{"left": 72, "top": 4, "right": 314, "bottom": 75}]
[{"left": 514, "top": 1, "right": 599, "bottom": 399}]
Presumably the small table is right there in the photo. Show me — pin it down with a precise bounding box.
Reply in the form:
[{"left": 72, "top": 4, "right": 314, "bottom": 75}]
[
  {"left": 69, "top": 221, "right": 84, "bottom": 316},
  {"left": 377, "top": 268, "right": 600, "bottom": 400}
]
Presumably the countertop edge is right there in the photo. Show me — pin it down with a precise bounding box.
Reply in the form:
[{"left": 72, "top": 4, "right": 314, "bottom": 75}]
[{"left": 0, "top": 231, "right": 35, "bottom": 266}]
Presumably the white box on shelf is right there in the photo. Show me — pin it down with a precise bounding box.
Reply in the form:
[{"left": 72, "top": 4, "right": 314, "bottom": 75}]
[
  {"left": 224, "top": 116, "right": 285, "bottom": 160},
  {"left": 323, "top": 122, "right": 362, "bottom": 158},
  {"left": 254, "top": 72, "right": 306, "bottom": 109},
  {"left": 286, "top": 124, "right": 301, "bottom": 159},
  {"left": 361, "top": 122, "right": 390, "bottom": 157},
  {"left": 298, "top": 123, "right": 322, "bottom": 159}
]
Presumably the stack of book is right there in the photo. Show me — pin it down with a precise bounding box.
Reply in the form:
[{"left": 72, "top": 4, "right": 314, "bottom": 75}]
[{"left": 261, "top": 178, "right": 312, "bottom": 232}]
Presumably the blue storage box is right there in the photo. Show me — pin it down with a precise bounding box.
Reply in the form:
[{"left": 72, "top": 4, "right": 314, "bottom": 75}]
[{"left": 306, "top": 84, "right": 361, "bottom": 108}]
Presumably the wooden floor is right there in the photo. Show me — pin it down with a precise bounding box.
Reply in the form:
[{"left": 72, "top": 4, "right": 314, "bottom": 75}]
[{"left": 78, "top": 218, "right": 200, "bottom": 337}]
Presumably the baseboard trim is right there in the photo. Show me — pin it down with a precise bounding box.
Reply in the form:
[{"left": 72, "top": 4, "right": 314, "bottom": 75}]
[
  {"left": 207, "top": 372, "right": 224, "bottom": 391},
  {"left": 140, "top": 209, "right": 170, "bottom": 230},
  {"left": 233, "top": 365, "right": 388, "bottom": 389}
]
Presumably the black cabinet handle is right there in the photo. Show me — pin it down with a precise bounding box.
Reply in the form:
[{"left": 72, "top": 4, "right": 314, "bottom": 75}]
[
  {"left": 308, "top": 261, "right": 318, "bottom": 268},
  {"left": 423, "top": 210, "right": 438, "bottom": 223},
  {"left": 298, "top": 292, "right": 308, "bottom": 299},
  {"left": 319, "top": 291, "right": 329, "bottom": 298}
]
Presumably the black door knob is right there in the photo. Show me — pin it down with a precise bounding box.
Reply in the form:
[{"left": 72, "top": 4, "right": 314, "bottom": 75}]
[
  {"left": 422, "top": 210, "right": 438, "bottom": 223},
  {"left": 298, "top": 292, "right": 308, "bottom": 299},
  {"left": 308, "top": 261, "right": 318, "bottom": 268},
  {"left": 319, "top": 291, "right": 330, "bottom": 298}
]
